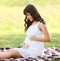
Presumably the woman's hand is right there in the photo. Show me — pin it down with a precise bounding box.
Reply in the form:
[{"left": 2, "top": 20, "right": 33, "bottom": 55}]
[{"left": 29, "top": 35, "right": 36, "bottom": 41}]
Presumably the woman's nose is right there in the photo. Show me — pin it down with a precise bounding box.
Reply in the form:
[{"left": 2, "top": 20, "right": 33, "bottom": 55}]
[{"left": 27, "top": 16, "right": 29, "bottom": 19}]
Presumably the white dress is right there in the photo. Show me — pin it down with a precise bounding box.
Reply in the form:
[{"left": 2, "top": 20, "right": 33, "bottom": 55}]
[{"left": 14, "top": 22, "right": 44, "bottom": 58}]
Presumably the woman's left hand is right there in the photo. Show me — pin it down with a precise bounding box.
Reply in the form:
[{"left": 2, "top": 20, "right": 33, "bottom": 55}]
[{"left": 29, "top": 35, "right": 36, "bottom": 41}]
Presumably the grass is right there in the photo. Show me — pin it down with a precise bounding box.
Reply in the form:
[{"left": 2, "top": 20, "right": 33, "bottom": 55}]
[
  {"left": 0, "top": 33, "right": 25, "bottom": 47},
  {"left": 0, "top": 5, "right": 60, "bottom": 48}
]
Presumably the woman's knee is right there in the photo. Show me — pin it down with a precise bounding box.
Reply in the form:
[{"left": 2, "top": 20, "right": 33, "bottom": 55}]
[{"left": 8, "top": 49, "right": 22, "bottom": 58}]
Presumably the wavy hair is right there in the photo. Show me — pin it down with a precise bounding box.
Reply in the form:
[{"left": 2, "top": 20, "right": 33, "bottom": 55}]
[{"left": 23, "top": 4, "right": 45, "bottom": 31}]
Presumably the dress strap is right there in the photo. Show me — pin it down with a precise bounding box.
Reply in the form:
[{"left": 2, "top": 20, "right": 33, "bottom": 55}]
[{"left": 37, "top": 22, "right": 40, "bottom": 26}]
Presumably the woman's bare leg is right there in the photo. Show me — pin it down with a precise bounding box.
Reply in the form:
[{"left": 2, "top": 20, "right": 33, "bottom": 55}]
[{"left": 0, "top": 49, "right": 23, "bottom": 59}]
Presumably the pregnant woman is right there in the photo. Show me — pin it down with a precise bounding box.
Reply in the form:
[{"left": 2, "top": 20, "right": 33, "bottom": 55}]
[{"left": 0, "top": 4, "right": 50, "bottom": 59}]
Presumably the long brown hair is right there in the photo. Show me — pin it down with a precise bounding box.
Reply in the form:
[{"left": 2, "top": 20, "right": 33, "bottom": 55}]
[{"left": 23, "top": 4, "right": 45, "bottom": 31}]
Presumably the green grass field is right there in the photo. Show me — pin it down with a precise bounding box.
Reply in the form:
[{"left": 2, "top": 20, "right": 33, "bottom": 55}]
[{"left": 0, "top": 5, "right": 60, "bottom": 48}]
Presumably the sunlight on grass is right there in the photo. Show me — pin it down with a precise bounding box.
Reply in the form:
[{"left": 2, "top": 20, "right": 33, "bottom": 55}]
[
  {"left": 0, "top": 5, "right": 60, "bottom": 47},
  {"left": 0, "top": 6, "right": 25, "bottom": 35}
]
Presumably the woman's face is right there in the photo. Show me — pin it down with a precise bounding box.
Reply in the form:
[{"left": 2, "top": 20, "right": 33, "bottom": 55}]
[{"left": 25, "top": 13, "right": 33, "bottom": 21}]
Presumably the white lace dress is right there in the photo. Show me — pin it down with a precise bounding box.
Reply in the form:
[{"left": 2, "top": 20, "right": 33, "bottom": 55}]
[{"left": 14, "top": 22, "right": 44, "bottom": 58}]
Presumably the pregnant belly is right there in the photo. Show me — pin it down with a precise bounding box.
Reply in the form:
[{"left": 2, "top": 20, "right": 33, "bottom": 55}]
[
  {"left": 26, "top": 42, "right": 44, "bottom": 57},
  {"left": 23, "top": 37, "right": 44, "bottom": 50}
]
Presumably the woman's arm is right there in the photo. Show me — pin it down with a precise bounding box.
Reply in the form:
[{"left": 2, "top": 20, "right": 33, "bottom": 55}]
[{"left": 29, "top": 23, "right": 50, "bottom": 42}]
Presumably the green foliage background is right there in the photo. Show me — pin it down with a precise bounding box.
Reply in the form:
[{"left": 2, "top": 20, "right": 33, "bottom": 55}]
[
  {"left": 0, "top": 0, "right": 60, "bottom": 6},
  {"left": 0, "top": 0, "right": 60, "bottom": 48}
]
